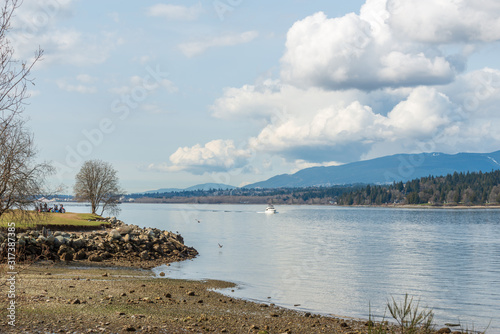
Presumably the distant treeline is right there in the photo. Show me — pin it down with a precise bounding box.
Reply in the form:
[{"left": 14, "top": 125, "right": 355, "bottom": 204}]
[
  {"left": 338, "top": 170, "right": 500, "bottom": 205},
  {"left": 129, "top": 170, "right": 500, "bottom": 206}
]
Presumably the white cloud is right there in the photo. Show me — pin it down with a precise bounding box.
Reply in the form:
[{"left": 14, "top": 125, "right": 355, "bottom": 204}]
[
  {"left": 57, "top": 77, "right": 97, "bottom": 94},
  {"left": 12, "top": 28, "right": 119, "bottom": 68},
  {"left": 10, "top": 0, "right": 119, "bottom": 67},
  {"left": 279, "top": 0, "right": 500, "bottom": 92},
  {"left": 198, "top": 0, "right": 500, "bottom": 171},
  {"left": 280, "top": 9, "right": 456, "bottom": 91},
  {"left": 212, "top": 79, "right": 363, "bottom": 120},
  {"left": 147, "top": 3, "right": 203, "bottom": 21},
  {"left": 387, "top": 0, "right": 500, "bottom": 43},
  {"left": 210, "top": 71, "right": 500, "bottom": 164},
  {"left": 179, "top": 31, "right": 258, "bottom": 57},
  {"left": 149, "top": 140, "right": 253, "bottom": 174}
]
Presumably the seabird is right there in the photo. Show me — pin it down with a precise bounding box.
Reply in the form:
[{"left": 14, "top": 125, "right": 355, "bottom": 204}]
[{"left": 218, "top": 243, "right": 223, "bottom": 248}]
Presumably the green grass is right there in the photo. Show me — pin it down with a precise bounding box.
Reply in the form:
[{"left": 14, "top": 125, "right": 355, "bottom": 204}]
[
  {"left": 0, "top": 211, "right": 108, "bottom": 229},
  {"left": 368, "top": 294, "right": 434, "bottom": 334}
]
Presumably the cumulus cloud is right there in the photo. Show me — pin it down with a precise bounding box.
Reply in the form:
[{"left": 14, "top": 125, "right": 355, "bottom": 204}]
[
  {"left": 210, "top": 71, "right": 500, "bottom": 164},
  {"left": 179, "top": 31, "right": 258, "bottom": 57},
  {"left": 149, "top": 140, "right": 253, "bottom": 174},
  {"left": 280, "top": 9, "right": 455, "bottom": 91},
  {"left": 387, "top": 0, "right": 500, "bottom": 43},
  {"left": 280, "top": 0, "right": 500, "bottom": 91},
  {"left": 168, "top": 0, "right": 500, "bottom": 175},
  {"left": 147, "top": 3, "right": 203, "bottom": 21},
  {"left": 212, "top": 79, "right": 364, "bottom": 120}
]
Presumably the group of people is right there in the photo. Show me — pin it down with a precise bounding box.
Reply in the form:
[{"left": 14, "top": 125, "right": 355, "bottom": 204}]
[{"left": 37, "top": 203, "right": 65, "bottom": 213}]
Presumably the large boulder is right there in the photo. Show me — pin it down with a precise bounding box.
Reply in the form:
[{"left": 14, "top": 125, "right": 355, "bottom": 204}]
[
  {"left": 59, "top": 252, "right": 73, "bottom": 262},
  {"left": 73, "top": 249, "right": 87, "bottom": 260},
  {"left": 109, "top": 230, "right": 121, "bottom": 240},
  {"left": 46, "top": 235, "right": 55, "bottom": 244},
  {"left": 88, "top": 254, "right": 103, "bottom": 262},
  {"left": 54, "top": 236, "right": 67, "bottom": 247},
  {"left": 71, "top": 237, "right": 86, "bottom": 249},
  {"left": 57, "top": 245, "right": 75, "bottom": 257}
]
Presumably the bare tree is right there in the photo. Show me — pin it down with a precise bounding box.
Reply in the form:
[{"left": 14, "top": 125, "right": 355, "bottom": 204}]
[
  {"left": 0, "top": 0, "right": 52, "bottom": 221},
  {"left": 74, "top": 160, "right": 123, "bottom": 215},
  {"left": 1, "top": 0, "right": 43, "bottom": 126}
]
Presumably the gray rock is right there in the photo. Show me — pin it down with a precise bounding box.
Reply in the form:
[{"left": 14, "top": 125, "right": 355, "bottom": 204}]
[
  {"left": 54, "top": 236, "right": 67, "bottom": 247},
  {"left": 46, "top": 235, "right": 55, "bottom": 244},
  {"left": 109, "top": 230, "right": 121, "bottom": 240},
  {"left": 117, "top": 226, "right": 133, "bottom": 235},
  {"left": 36, "top": 236, "right": 47, "bottom": 244},
  {"left": 71, "top": 238, "right": 85, "bottom": 249}
]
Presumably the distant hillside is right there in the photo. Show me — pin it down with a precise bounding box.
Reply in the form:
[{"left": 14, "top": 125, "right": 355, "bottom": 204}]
[
  {"left": 144, "top": 183, "right": 235, "bottom": 194},
  {"left": 245, "top": 151, "right": 500, "bottom": 188}
]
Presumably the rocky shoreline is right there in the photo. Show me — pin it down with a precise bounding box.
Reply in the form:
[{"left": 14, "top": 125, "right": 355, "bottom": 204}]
[{"left": 0, "top": 217, "right": 198, "bottom": 269}]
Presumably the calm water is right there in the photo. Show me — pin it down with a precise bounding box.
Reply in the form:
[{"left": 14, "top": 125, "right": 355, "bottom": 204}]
[{"left": 65, "top": 203, "right": 500, "bottom": 331}]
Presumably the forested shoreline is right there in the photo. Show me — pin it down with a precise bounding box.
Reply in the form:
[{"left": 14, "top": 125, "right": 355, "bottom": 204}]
[{"left": 129, "top": 170, "right": 500, "bottom": 206}]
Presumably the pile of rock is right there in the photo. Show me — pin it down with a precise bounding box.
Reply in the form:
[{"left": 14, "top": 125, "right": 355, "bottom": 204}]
[{"left": 0, "top": 218, "right": 198, "bottom": 268}]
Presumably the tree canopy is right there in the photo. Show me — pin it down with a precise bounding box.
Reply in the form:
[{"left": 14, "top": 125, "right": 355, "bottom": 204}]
[{"left": 74, "top": 160, "right": 123, "bottom": 215}]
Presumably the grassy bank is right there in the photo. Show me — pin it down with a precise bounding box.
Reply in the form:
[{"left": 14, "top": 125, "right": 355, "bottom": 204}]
[{"left": 0, "top": 211, "right": 108, "bottom": 230}]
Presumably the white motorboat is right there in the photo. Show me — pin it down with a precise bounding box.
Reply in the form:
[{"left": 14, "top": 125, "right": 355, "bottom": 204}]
[{"left": 265, "top": 204, "right": 276, "bottom": 214}]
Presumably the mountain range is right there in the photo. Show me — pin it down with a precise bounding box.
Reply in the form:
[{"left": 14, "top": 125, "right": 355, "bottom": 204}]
[
  {"left": 244, "top": 150, "right": 500, "bottom": 188},
  {"left": 144, "top": 183, "right": 236, "bottom": 194}
]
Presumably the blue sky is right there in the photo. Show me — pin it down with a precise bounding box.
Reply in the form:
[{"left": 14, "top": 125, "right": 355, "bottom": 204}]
[{"left": 10, "top": 0, "right": 500, "bottom": 193}]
